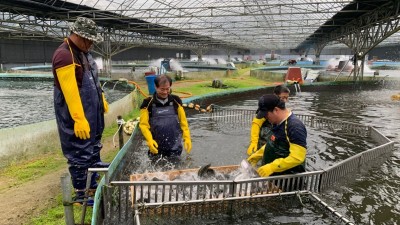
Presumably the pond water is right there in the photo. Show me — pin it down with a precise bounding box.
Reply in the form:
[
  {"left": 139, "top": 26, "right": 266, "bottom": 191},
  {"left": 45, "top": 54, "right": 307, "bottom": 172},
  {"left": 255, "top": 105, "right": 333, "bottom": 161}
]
[
  {"left": 128, "top": 86, "right": 400, "bottom": 225},
  {"left": 0, "top": 80, "right": 131, "bottom": 129},
  {"left": 218, "top": 88, "right": 400, "bottom": 225}
]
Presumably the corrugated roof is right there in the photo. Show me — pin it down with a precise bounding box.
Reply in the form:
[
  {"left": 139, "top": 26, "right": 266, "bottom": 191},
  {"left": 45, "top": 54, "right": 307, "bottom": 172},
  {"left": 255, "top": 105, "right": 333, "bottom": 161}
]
[{"left": 0, "top": 0, "right": 398, "bottom": 51}]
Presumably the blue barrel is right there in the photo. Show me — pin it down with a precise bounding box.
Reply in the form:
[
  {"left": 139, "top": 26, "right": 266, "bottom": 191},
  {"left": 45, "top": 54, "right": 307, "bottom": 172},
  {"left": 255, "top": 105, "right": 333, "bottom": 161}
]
[{"left": 145, "top": 75, "right": 157, "bottom": 95}]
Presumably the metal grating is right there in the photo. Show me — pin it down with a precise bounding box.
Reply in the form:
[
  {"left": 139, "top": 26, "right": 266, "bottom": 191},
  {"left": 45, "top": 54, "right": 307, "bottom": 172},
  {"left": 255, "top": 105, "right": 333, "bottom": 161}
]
[{"left": 95, "top": 109, "right": 394, "bottom": 225}]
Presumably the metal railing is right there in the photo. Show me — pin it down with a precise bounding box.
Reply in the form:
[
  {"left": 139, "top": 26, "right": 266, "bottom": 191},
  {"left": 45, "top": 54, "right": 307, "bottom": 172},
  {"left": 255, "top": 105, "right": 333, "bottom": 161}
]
[{"left": 93, "top": 108, "right": 394, "bottom": 225}]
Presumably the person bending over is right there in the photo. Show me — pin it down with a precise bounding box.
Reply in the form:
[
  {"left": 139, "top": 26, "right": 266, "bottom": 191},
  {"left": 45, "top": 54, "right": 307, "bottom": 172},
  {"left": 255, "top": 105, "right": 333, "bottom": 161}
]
[
  {"left": 246, "top": 85, "right": 291, "bottom": 155},
  {"left": 247, "top": 94, "right": 307, "bottom": 178}
]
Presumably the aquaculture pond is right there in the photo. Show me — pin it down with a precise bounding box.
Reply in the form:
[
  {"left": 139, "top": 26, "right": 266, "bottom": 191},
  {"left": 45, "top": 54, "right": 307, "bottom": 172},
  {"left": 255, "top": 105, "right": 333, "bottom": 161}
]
[
  {"left": 0, "top": 80, "right": 131, "bottom": 129},
  {"left": 122, "top": 84, "right": 399, "bottom": 225}
]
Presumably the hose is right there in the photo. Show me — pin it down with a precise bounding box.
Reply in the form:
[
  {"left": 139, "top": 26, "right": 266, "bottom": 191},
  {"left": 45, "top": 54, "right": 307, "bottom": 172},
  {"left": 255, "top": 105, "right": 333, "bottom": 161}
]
[
  {"left": 127, "top": 80, "right": 150, "bottom": 98},
  {"left": 173, "top": 90, "right": 192, "bottom": 99}
]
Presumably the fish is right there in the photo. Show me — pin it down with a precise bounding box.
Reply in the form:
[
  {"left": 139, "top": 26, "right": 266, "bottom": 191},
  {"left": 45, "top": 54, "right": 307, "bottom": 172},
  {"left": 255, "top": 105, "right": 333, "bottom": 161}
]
[
  {"left": 234, "top": 160, "right": 259, "bottom": 181},
  {"left": 197, "top": 163, "right": 216, "bottom": 179},
  {"left": 240, "top": 159, "right": 258, "bottom": 177},
  {"left": 137, "top": 198, "right": 150, "bottom": 203},
  {"left": 151, "top": 177, "right": 164, "bottom": 181}
]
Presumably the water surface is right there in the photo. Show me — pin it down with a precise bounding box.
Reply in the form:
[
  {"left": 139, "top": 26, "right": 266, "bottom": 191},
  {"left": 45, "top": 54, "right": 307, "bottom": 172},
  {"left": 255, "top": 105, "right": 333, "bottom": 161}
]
[
  {"left": 0, "top": 80, "right": 130, "bottom": 129},
  {"left": 126, "top": 86, "right": 399, "bottom": 224},
  {"left": 217, "top": 88, "right": 400, "bottom": 225}
]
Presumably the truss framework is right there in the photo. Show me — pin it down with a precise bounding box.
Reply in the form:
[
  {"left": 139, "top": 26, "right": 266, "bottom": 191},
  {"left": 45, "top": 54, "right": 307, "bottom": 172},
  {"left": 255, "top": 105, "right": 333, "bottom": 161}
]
[{"left": 0, "top": 0, "right": 399, "bottom": 55}]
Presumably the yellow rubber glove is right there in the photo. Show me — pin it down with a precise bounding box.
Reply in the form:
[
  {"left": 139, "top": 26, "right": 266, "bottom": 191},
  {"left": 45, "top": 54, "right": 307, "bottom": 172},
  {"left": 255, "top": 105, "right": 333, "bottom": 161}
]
[
  {"left": 247, "top": 145, "right": 265, "bottom": 166},
  {"left": 257, "top": 143, "right": 306, "bottom": 177},
  {"left": 147, "top": 139, "right": 159, "bottom": 154},
  {"left": 177, "top": 105, "right": 192, "bottom": 154},
  {"left": 56, "top": 64, "right": 90, "bottom": 140},
  {"left": 257, "top": 164, "right": 274, "bottom": 177},
  {"left": 139, "top": 108, "right": 158, "bottom": 154},
  {"left": 102, "top": 93, "right": 109, "bottom": 113},
  {"left": 247, "top": 142, "right": 258, "bottom": 156},
  {"left": 184, "top": 139, "right": 192, "bottom": 154},
  {"left": 247, "top": 117, "right": 266, "bottom": 156}
]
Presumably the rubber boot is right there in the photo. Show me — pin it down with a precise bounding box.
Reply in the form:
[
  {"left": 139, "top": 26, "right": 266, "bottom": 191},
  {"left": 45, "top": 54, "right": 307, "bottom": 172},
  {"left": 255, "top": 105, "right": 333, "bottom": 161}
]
[
  {"left": 92, "top": 151, "right": 110, "bottom": 168},
  {"left": 69, "top": 166, "right": 87, "bottom": 190},
  {"left": 73, "top": 190, "right": 94, "bottom": 206},
  {"left": 69, "top": 166, "right": 98, "bottom": 197}
]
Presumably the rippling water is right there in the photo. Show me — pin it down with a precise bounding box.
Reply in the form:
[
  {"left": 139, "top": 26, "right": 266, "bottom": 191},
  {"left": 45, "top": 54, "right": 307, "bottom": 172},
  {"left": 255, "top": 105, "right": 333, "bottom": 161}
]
[
  {"left": 0, "top": 80, "right": 131, "bottom": 129},
  {"left": 216, "top": 88, "right": 400, "bottom": 225},
  {"left": 128, "top": 86, "right": 400, "bottom": 224}
]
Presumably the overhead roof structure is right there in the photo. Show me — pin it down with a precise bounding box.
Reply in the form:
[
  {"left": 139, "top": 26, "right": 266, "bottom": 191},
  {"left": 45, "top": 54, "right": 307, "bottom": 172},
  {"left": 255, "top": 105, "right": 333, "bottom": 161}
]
[
  {"left": 0, "top": 0, "right": 399, "bottom": 52},
  {"left": 298, "top": 0, "right": 400, "bottom": 51},
  {"left": 66, "top": 0, "right": 353, "bottom": 49}
]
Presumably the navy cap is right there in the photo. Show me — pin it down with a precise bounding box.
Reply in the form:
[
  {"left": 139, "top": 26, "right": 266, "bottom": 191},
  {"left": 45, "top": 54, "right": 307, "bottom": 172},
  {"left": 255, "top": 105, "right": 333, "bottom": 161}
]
[{"left": 256, "top": 94, "right": 283, "bottom": 119}]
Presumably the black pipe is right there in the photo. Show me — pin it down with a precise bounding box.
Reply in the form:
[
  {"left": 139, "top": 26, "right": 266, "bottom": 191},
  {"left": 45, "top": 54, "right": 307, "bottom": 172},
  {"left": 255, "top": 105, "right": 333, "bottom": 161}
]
[{"left": 117, "top": 115, "right": 124, "bottom": 150}]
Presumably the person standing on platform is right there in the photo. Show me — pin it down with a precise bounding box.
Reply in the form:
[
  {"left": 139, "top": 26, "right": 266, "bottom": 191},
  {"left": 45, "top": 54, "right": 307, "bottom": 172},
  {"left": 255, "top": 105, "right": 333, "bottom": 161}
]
[{"left": 52, "top": 17, "right": 109, "bottom": 204}]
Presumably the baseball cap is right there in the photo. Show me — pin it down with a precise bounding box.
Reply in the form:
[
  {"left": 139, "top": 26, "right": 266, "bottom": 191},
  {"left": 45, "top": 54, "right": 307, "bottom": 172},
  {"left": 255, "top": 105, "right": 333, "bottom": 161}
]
[
  {"left": 256, "top": 94, "right": 283, "bottom": 119},
  {"left": 69, "top": 17, "right": 103, "bottom": 42}
]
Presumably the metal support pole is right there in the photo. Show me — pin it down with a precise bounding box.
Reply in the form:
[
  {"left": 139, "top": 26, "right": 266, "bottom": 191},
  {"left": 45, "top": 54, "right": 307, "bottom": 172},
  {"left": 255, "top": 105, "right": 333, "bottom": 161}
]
[
  {"left": 80, "top": 170, "right": 95, "bottom": 225},
  {"left": 118, "top": 115, "right": 124, "bottom": 150},
  {"left": 61, "top": 173, "right": 75, "bottom": 225},
  {"left": 89, "top": 168, "right": 110, "bottom": 184},
  {"left": 360, "top": 56, "right": 365, "bottom": 82},
  {"left": 353, "top": 54, "right": 358, "bottom": 83},
  {"left": 315, "top": 54, "right": 320, "bottom": 65}
]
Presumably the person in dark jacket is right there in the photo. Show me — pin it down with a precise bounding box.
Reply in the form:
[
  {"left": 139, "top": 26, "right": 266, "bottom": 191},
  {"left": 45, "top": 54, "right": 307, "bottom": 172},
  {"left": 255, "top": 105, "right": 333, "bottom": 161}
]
[
  {"left": 247, "top": 94, "right": 307, "bottom": 178},
  {"left": 52, "top": 17, "right": 109, "bottom": 204},
  {"left": 246, "top": 85, "right": 291, "bottom": 155},
  {"left": 139, "top": 75, "right": 192, "bottom": 162}
]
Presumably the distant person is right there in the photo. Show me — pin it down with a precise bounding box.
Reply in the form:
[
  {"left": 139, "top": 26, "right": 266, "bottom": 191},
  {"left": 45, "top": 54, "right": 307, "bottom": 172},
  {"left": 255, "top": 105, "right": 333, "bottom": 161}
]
[
  {"left": 52, "top": 17, "right": 109, "bottom": 204},
  {"left": 246, "top": 85, "right": 290, "bottom": 155},
  {"left": 139, "top": 75, "right": 192, "bottom": 162},
  {"left": 273, "top": 85, "right": 290, "bottom": 102},
  {"left": 247, "top": 94, "right": 307, "bottom": 178}
]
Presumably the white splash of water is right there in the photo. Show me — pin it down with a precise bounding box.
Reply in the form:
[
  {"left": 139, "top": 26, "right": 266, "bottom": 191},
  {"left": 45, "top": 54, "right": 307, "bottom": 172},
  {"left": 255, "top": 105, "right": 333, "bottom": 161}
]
[
  {"left": 169, "top": 59, "right": 183, "bottom": 71},
  {"left": 214, "top": 57, "right": 227, "bottom": 64},
  {"left": 202, "top": 57, "right": 218, "bottom": 64},
  {"left": 325, "top": 55, "right": 376, "bottom": 73}
]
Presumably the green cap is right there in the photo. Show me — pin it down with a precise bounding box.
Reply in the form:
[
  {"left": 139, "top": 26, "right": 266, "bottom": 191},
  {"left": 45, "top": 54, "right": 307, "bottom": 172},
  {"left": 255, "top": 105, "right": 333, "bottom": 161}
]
[{"left": 69, "top": 17, "right": 103, "bottom": 42}]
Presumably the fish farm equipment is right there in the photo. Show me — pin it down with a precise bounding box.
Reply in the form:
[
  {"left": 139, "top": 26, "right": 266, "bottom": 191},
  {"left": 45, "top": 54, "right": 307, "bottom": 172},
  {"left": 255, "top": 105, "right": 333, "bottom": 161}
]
[{"left": 62, "top": 106, "right": 394, "bottom": 225}]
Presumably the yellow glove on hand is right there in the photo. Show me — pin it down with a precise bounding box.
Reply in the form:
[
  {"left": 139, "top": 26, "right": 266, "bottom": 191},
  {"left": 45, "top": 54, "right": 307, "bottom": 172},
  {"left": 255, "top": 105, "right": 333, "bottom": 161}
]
[
  {"left": 184, "top": 138, "right": 192, "bottom": 154},
  {"left": 257, "top": 164, "right": 273, "bottom": 177},
  {"left": 247, "top": 145, "right": 265, "bottom": 166},
  {"left": 247, "top": 142, "right": 258, "bottom": 156},
  {"left": 247, "top": 117, "right": 265, "bottom": 156},
  {"left": 74, "top": 119, "right": 91, "bottom": 140},
  {"left": 56, "top": 64, "right": 90, "bottom": 140},
  {"left": 139, "top": 108, "right": 157, "bottom": 154},
  {"left": 258, "top": 143, "right": 307, "bottom": 175},
  {"left": 177, "top": 105, "right": 192, "bottom": 154},
  {"left": 147, "top": 139, "right": 159, "bottom": 154},
  {"left": 102, "top": 93, "right": 109, "bottom": 113}
]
